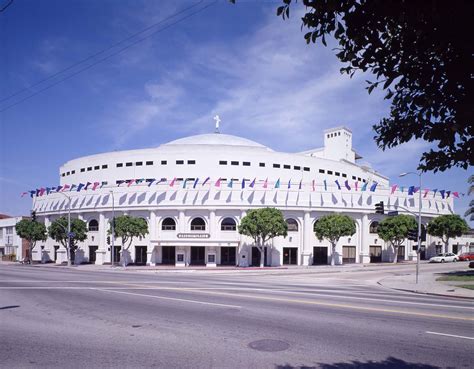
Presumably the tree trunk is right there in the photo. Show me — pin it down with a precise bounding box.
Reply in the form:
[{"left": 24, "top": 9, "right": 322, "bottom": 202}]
[
  {"left": 331, "top": 243, "right": 336, "bottom": 266},
  {"left": 393, "top": 244, "right": 399, "bottom": 264},
  {"left": 28, "top": 240, "right": 33, "bottom": 265}
]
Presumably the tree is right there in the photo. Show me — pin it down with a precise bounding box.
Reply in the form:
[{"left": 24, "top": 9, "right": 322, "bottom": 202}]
[
  {"left": 464, "top": 175, "right": 473, "bottom": 221},
  {"left": 313, "top": 214, "right": 356, "bottom": 266},
  {"left": 48, "top": 217, "right": 88, "bottom": 265},
  {"left": 427, "top": 214, "right": 469, "bottom": 253},
  {"left": 238, "top": 208, "right": 288, "bottom": 267},
  {"left": 275, "top": 0, "right": 473, "bottom": 172},
  {"left": 110, "top": 215, "right": 148, "bottom": 266},
  {"left": 15, "top": 219, "right": 47, "bottom": 264},
  {"left": 377, "top": 215, "right": 417, "bottom": 263}
]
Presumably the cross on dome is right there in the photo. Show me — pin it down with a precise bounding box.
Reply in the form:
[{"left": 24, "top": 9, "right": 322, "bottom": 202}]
[{"left": 213, "top": 115, "right": 221, "bottom": 133}]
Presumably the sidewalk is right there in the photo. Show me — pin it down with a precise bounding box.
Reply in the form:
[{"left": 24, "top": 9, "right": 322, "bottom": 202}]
[{"left": 378, "top": 270, "right": 474, "bottom": 299}]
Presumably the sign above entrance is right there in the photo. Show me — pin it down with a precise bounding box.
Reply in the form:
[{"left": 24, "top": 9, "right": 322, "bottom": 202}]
[{"left": 177, "top": 233, "right": 210, "bottom": 239}]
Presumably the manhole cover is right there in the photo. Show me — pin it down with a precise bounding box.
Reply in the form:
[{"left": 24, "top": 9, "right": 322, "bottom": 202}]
[{"left": 248, "top": 339, "right": 289, "bottom": 352}]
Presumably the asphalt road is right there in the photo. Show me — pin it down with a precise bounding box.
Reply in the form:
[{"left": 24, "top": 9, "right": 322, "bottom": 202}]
[{"left": 0, "top": 264, "right": 472, "bottom": 369}]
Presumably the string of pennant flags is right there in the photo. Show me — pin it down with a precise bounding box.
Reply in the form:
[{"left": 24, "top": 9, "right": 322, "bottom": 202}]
[{"left": 21, "top": 177, "right": 463, "bottom": 200}]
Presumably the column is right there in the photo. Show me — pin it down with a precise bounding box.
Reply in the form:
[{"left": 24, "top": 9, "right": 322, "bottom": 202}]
[
  {"left": 239, "top": 210, "right": 249, "bottom": 267},
  {"left": 149, "top": 211, "right": 157, "bottom": 240},
  {"left": 302, "top": 211, "right": 311, "bottom": 265},
  {"left": 94, "top": 212, "right": 107, "bottom": 265},
  {"left": 360, "top": 213, "right": 370, "bottom": 264},
  {"left": 209, "top": 210, "right": 216, "bottom": 236},
  {"left": 148, "top": 211, "right": 157, "bottom": 266},
  {"left": 179, "top": 210, "right": 185, "bottom": 233}
]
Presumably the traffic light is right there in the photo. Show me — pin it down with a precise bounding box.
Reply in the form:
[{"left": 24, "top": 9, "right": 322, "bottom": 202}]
[
  {"left": 375, "top": 201, "right": 384, "bottom": 214},
  {"left": 107, "top": 236, "right": 111, "bottom": 245},
  {"left": 31, "top": 210, "right": 37, "bottom": 222},
  {"left": 407, "top": 229, "right": 418, "bottom": 241}
]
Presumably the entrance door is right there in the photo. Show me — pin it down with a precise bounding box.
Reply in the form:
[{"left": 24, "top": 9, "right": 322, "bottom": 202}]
[
  {"left": 252, "top": 247, "right": 268, "bottom": 266},
  {"left": 369, "top": 246, "right": 382, "bottom": 263},
  {"left": 313, "top": 247, "right": 328, "bottom": 265},
  {"left": 161, "top": 246, "right": 175, "bottom": 265},
  {"left": 135, "top": 246, "right": 147, "bottom": 265},
  {"left": 112, "top": 246, "right": 121, "bottom": 264},
  {"left": 343, "top": 246, "right": 356, "bottom": 264},
  {"left": 54, "top": 246, "right": 60, "bottom": 262},
  {"left": 191, "top": 247, "right": 205, "bottom": 265},
  {"left": 220, "top": 247, "right": 236, "bottom": 265},
  {"left": 452, "top": 244, "right": 459, "bottom": 254},
  {"left": 283, "top": 247, "right": 298, "bottom": 265},
  {"left": 89, "top": 246, "right": 98, "bottom": 264},
  {"left": 397, "top": 246, "right": 405, "bottom": 262}
]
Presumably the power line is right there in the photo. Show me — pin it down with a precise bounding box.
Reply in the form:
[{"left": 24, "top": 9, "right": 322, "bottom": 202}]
[
  {"left": 0, "top": 0, "right": 14, "bottom": 13},
  {"left": 0, "top": 0, "right": 217, "bottom": 112}
]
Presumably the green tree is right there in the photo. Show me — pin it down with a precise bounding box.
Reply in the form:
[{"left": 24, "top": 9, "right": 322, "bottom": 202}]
[
  {"left": 275, "top": 0, "right": 472, "bottom": 172},
  {"left": 464, "top": 175, "right": 473, "bottom": 221},
  {"left": 15, "top": 219, "right": 47, "bottom": 264},
  {"left": 427, "top": 214, "right": 469, "bottom": 254},
  {"left": 313, "top": 214, "right": 356, "bottom": 266},
  {"left": 238, "top": 208, "right": 288, "bottom": 267},
  {"left": 110, "top": 215, "right": 148, "bottom": 266},
  {"left": 377, "top": 215, "right": 417, "bottom": 263},
  {"left": 48, "top": 217, "right": 88, "bottom": 266}
]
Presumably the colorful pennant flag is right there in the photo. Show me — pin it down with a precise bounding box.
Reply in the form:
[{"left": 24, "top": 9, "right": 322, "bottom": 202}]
[
  {"left": 202, "top": 177, "right": 210, "bottom": 186},
  {"left": 355, "top": 181, "right": 359, "bottom": 191},
  {"left": 227, "top": 179, "right": 233, "bottom": 188},
  {"left": 408, "top": 186, "right": 415, "bottom": 196},
  {"left": 182, "top": 179, "right": 188, "bottom": 189},
  {"left": 423, "top": 189, "right": 429, "bottom": 198},
  {"left": 127, "top": 179, "right": 135, "bottom": 187},
  {"left": 299, "top": 180, "right": 302, "bottom": 190},
  {"left": 344, "top": 180, "right": 351, "bottom": 191},
  {"left": 77, "top": 183, "right": 85, "bottom": 192},
  {"left": 249, "top": 178, "right": 256, "bottom": 188},
  {"left": 169, "top": 178, "right": 177, "bottom": 187},
  {"left": 135, "top": 178, "right": 144, "bottom": 184},
  {"left": 369, "top": 182, "right": 378, "bottom": 192},
  {"left": 275, "top": 178, "right": 280, "bottom": 189},
  {"left": 400, "top": 186, "right": 404, "bottom": 193},
  {"left": 335, "top": 180, "right": 341, "bottom": 190},
  {"left": 62, "top": 184, "right": 70, "bottom": 192},
  {"left": 312, "top": 179, "right": 315, "bottom": 192},
  {"left": 361, "top": 182, "right": 368, "bottom": 191},
  {"left": 241, "top": 179, "right": 246, "bottom": 189},
  {"left": 92, "top": 182, "right": 100, "bottom": 191},
  {"left": 56, "top": 185, "right": 63, "bottom": 192},
  {"left": 85, "top": 182, "right": 92, "bottom": 190},
  {"left": 193, "top": 178, "right": 199, "bottom": 189},
  {"left": 432, "top": 189, "right": 438, "bottom": 197},
  {"left": 453, "top": 191, "right": 459, "bottom": 198},
  {"left": 413, "top": 187, "right": 420, "bottom": 193},
  {"left": 446, "top": 190, "right": 451, "bottom": 198},
  {"left": 117, "top": 180, "right": 125, "bottom": 187},
  {"left": 390, "top": 184, "right": 398, "bottom": 194},
  {"left": 287, "top": 179, "right": 291, "bottom": 189},
  {"left": 69, "top": 184, "right": 77, "bottom": 192},
  {"left": 147, "top": 179, "right": 156, "bottom": 187},
  {"left": 323, "top": 180, "right": 327, "bottom": 191},
  {"left": 215, "top": 178, "right": 221, "bottom": 187},
  {"left": 263, "top": 178, "right": 268, "bottom": 189},
  {"left": 439, "top": 189, "right": 445, "bottom": 199}
]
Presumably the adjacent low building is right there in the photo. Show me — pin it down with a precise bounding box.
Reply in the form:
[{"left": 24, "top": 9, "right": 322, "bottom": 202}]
[
  {"left": 0, "top": 214, "right": 29, "bottom": 261},
  {"left": 31, "top": 126, "right": 463, "bottom": 266}
]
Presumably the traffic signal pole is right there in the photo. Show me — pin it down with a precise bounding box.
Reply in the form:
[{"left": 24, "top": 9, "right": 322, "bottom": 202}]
[{"left": 416, "top": 173, "right": 422, "bottom": 284}]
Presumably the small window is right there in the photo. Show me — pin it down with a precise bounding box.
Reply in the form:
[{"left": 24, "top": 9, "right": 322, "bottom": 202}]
[
  {"left": 176, "top": 160, "right": 184, "bottom": 165},
  {"left": 191, "top": 217, "right": 206, "bottom": 231},
  {"left": 102, "top": 181, "right": 108, "bottom": 186},
  {"left": 146, "top": 161, "right": 153, "bottom": 166},
  {"left": 342, "top": 173, "right": 347, "bottom": 178},
  {"left": 187, "top": 160, "right": 196, "bottom": 165},
  {"left": 338, "top": 132, "right": 341, "bottom": 136},
  {"left": 94, "top": 166, "right": 99, "bottom": 170},
  {"left": 88, "top": 219, "right": 99, "bottom": 232},
  {"left": 87, "top": 167, "right": 92, "bottom": 171},
  {"left": 259, "top": 162, "right": 265, "bottom": 167},
  {"left": 71, "top": 170, "right": 75, "bottom": 174},
  {"left": 126, "top": 162, "right": 132, "bottom": 167},
  {"left": 162, "top": 217, "right": 176, "bottom": 231},
  {"left": 161, "top": 160, "right": 167, "bottom": 165},
  {"left": 243, "top": 162, "right": 250, "bottom": 166},
  {"left": 358, "top": 177, "right": 362, "bottom": 181},
  {"left": 66, "top": 172, "right": 70, "bottom": 175},
  {"left": 352, "top": 176, "right": 356, "bottom": 180},
  {"left": 327, "top": 134, "right": 330, "bottom": 138},
  {"left": 219, "top": 160, "right": 227, "bottom": 165},
  {"left": 80, "top": 168, "right": 85, "bottom": 172},
  {"left": 273, "top": 163, "right": 280, "bottom": 168},
  {"left": 136, "top": 161, "right": 143, "bottom": 166},
  {"left": 286, "top": 218, "right": 298, "bottom": 232},
  {"left": 116, "top": 180, "right": 122, "bottom": 185},
  {"left": 102, "top": 165, "right": 108, "bottom": 169},
  {"left": 283, "top": 165, "right": 290, "bottom": 169},
  {"left": 327, "top": 170, "right": 333, "bottom": 175},
  {"left": 319, "top": 169, "right": 325, "bottom": 174},
  {"left": 362, "top": 179, "right": 366, "bottom": 183},
  {"left": 61, "top": 173, "right": 65, "bottom": 177},
  {"left": 117, "top": 163, "right": 123, "bottom": 168},
  {"left": 369, "top": 221, "right": 379, "bottom": 234},
  {"left": 303, "top": 167, "right": 310, "bottom": 172},
  {"left": 294, "top": 166, "right": 301, "bottom": 171},
  {"left": 221, "top": 217, "right": 237, "bottom": 231},
  {"left": 335, "top": 172, "right": 340, "bottom": 176},
  {"left": 231, "top": 161, "right": 239, "bottom": 166}
]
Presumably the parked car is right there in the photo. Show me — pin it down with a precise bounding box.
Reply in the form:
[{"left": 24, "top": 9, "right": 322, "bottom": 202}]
[
  {"left": 458, "top": 252, "right": 474, "bottom": 261},
  {"left": 429, "top": 253, "right": 459, "bottom": 263}
]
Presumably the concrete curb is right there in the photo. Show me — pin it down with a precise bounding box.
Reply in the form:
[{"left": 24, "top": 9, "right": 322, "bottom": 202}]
[{"left": 376, "top": 280, "right": 474, "bottom": 300}]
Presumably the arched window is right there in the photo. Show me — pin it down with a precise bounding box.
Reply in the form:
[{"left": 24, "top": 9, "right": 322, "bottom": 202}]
[
  {"left": 162, "top": 217, "right": 176, "bottom": 231},
  {"left": 88, "top": 219, "right": 99, "bottom": 232},
  {"left": 369, "top": 221, "right": 379, "bottom": 234},
  {"left": 286, "top": 218, "right": 299, "bottom": 232},
  {"left": 191, "top": 217, "right": 206, "bottom": 231},
  {"left": 313, "top": 219, "right": 319, "bottom": 233},
  {"left": 221, "top": 217, "right": 236, "bottom": 231}
]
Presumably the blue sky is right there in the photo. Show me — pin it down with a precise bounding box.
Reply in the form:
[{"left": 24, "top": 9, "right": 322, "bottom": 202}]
[{"left": 0, "top": 0, "right": 471, "bottom": 223}]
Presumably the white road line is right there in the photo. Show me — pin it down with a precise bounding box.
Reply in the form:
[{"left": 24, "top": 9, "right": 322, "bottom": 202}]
[
  {"left": 426, "top": 331, "right": 474, "bottom": 340},
  {"left": 92, "top": 288, "right": 241, "bottom": 309}
]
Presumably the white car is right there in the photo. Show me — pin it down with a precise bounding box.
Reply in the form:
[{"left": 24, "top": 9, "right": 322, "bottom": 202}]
[{"left": 429, "top": 253, "right": 459, "bottom": 263}]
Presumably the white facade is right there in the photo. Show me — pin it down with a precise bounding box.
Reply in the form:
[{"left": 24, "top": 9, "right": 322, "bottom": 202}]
[
  {"left": 0, "top": 216, "right": 28, "bottom": 261},
  {"left": 31, "top": 127, "right": 457, "bottom": 266}
]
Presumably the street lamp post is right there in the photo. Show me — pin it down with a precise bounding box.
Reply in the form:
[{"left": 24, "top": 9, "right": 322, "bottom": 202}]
[
  {"left": 399, "top": 171, "right": 422, "bottom": 284},
  {"left": 57, "top": 191, "right": 72, "bottom": 267},
  {"left": 110, "top": 190, "right": 115, "bottom": 267}
]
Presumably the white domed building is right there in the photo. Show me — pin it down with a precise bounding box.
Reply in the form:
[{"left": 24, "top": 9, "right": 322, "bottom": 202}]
[{"left": 32, "top": 126, "right": 457, "bottom": 266}]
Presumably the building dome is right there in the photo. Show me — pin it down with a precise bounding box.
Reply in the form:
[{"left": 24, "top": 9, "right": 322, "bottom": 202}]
[{"left": 163, "top": 133, "right": 270, "bottom": 150}]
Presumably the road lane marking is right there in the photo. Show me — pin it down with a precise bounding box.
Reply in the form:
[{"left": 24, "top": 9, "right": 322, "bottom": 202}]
[
  {"left": 426, "top": 331, "right": 474, "bottom": 340},
  {"left": 92, "top": 288, "right": 241, "bottom": 309}
]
